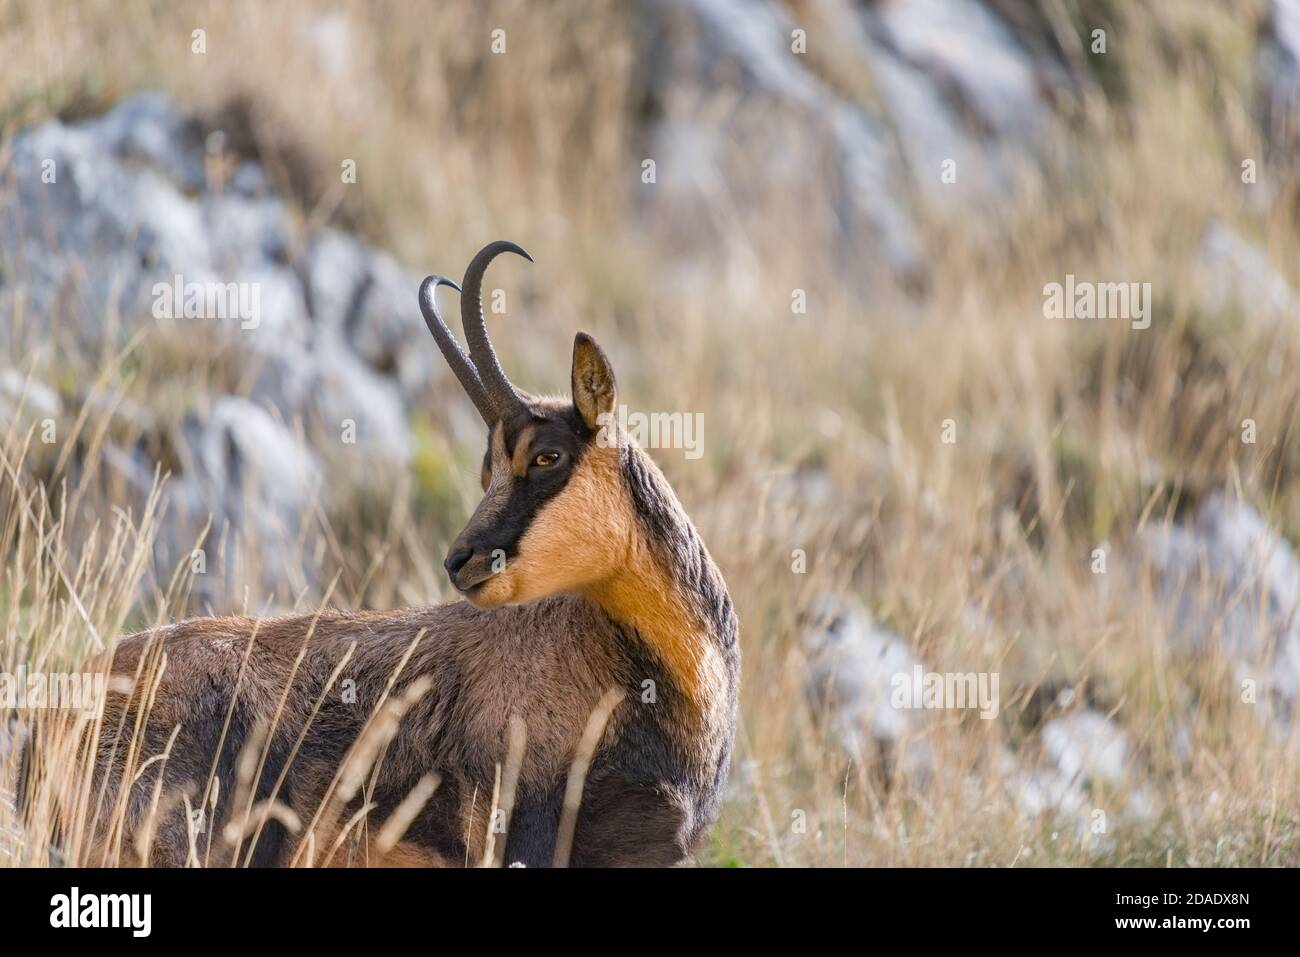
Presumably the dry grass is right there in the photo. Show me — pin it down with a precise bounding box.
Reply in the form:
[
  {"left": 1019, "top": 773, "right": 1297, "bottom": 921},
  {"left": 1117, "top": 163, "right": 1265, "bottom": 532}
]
[{"left": 2, "top": 0, "right": 1299, "bottom": 866}]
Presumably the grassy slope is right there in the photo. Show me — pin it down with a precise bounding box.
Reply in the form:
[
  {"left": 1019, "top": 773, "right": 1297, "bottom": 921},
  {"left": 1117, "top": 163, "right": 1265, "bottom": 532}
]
[{"left": 1, "top": 0, "right": 1297, "bottom": 865}]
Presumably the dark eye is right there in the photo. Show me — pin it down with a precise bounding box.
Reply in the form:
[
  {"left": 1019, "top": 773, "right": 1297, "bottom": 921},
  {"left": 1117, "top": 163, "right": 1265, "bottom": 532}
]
[{"left": 533, "top": 451, "right": 560, "bottom": 468}]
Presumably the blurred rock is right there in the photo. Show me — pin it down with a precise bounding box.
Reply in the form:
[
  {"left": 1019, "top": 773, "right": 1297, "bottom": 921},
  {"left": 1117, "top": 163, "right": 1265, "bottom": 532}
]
[
  {"left": 98, "top": 442, "right": 158, "bottom": 500},
  {"left": 1041, "top": 708, "right": 1130, "bottom": 786},
  {"left": 302, "top": 230, "right": 437, "bottom": 402},
  {"left": 638, "top": 0, "right": 921, "bottom": 287},
  {"left": 162, "top": 397, "right": 322, "bottom": 606},
  {"left": 1197, "top": 221, "right": 1298, "bottom": 322},
  {"left": 635, "top": 0, "right": 1068, "bottom": 294},
  {"left": 0, "top": 115, "right": 192, "bottom": 341},
  {"left": 858, "top": 0, "right": 1059, "bottom": 205},
  {"left": 756, "top": 464, "right": 837, "bottom": 543},
  {"left": 0, "top": 716, "right": 23, "bottom": 763},
  {"left": 83, "top": 91, "right": 208, "bottom": 194},
  {"left": 1002, "top": 702, "right": 1156, "bottom": 833},
  {"left": 306, "top": 336, "right": 413, "bottom": 466},
  {"left": 202, "top": 191, "right": 293, "bottom": 271},
  {"left": 1000, "top": 750, "right": 1087, "bottom": 819},
  {"left": 0, "top": 93, "right": 428, "bottom": 466},
  {"left": 0, "top": 369, "right": 62, "bottom": 425},
  {"left": 801, "top": 594, "right": 932, "bottom": 780},
  {"left": 1140, "top": 492, "right": 1300, "bottom": 737},
  {"left": 192, "top": 396, "right": 320, "bottom": 515},
  {"left": 1257, "top": 0, "right": 1300, "bottom": 168},
  {"left": 0, "top": 93, "right": 448, "bottom": 605}
]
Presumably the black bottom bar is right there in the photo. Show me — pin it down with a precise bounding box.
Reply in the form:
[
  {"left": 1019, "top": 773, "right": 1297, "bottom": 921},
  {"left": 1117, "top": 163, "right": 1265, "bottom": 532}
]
[{"left": 0, "top": 866, "right": 1276, "bottom": 942}]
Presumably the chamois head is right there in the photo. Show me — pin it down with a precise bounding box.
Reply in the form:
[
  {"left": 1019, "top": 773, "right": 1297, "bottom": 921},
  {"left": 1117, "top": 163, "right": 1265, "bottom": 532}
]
[{"left": 419, "top": 241, "right": 631, "bottom": 608}]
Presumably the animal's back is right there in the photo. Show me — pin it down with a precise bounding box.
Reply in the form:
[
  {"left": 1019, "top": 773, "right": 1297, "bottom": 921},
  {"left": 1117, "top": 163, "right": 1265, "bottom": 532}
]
[{"left": 74, "top": 595, "right": 701, "bottom": 866}]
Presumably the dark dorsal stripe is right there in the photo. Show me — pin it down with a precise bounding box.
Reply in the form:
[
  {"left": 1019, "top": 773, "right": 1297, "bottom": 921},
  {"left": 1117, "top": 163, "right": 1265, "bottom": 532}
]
[{"left": 618, "top": 444, "right": 739, "bottom": 654}]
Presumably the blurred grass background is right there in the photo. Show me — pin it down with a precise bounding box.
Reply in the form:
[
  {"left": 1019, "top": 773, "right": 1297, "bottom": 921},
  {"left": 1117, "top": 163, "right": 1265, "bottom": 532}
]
[{"left": 1, "top": 0, "right": 1299, "bottom": 866}]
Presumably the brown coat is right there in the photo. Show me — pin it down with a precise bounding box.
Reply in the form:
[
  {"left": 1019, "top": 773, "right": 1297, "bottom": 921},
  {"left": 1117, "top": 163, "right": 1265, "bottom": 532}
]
[{"left": 75, "top": 439, "right": 739, "bottom": 867}]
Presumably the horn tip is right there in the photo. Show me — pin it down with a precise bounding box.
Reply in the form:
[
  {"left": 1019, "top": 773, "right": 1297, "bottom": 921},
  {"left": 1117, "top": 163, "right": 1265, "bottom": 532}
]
[
  {"left": 419, "top": 274, "right": 461, "bottom": 299},
  {"left": 494, "top": 240, "right": 533, "bottom": 263}
]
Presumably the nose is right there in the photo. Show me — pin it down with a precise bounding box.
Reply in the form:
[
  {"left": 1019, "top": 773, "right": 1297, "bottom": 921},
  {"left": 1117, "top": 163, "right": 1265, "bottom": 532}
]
[{"left": 444, "top": 546, "right": 474, "bottom": 578}]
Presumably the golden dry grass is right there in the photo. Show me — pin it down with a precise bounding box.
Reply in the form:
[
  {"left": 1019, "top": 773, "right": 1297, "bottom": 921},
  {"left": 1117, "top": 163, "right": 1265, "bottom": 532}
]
[{"left": 2, "top": 0, "right": 1299, "bottom": 866}]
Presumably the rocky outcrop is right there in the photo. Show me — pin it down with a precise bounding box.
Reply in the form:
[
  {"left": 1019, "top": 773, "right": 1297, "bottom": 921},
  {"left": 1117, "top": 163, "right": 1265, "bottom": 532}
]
[
  {"left": 0, "top": 93, "right": 444, "bottom": 607},
  {"left": 0, "top": 369, "right": 63, "bottom": 428},
  {"left": 1140, "top": 493, "right": 1300, "bottom": 738},
  {"left": 1197, "top": 220, "right": 1299, "bottom": 322},
  {"left": 801, "top": 593, "right": 1160, "bottom": 831},
  {"left": 634, "top": 0, "right": 1069, "bottom": 291},
  {"left": 800, "top": 594, "right": 933, "bottom": 780},
  {"left": 0, "top": 93, "right": 426, "bottom": 470},
  {"left": 1258, "top": 0, "right": 1300, "bottom": 174}
]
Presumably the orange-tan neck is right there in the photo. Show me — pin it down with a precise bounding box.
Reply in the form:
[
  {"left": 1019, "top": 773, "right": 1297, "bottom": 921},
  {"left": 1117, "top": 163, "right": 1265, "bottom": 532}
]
[{"left": 584, "top": 533, "right": 729, "bottom": 725}]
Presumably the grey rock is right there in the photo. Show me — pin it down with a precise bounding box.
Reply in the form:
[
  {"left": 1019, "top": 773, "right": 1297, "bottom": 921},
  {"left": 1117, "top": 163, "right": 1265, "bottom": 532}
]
[
  {"left": 858, "top": 0, "right": 1057, "bottom": 207},
  {"left": 196, "top": 396, "right": 321, "bottom": 515},
  {"left": 81, "top": 91, "right": 207, "bottom": 194},
  {"left": 1001, "top": 705, "right": 1156, "bottom": 831},
  {"left": 99, "top": 442, "right": 158, "bottom": 500},
  {"left": 1041, "top": 709, "right": 1131, "bottom": 786},
  {"left": 201, "top": 191, "right": 293, "bottom": 271},
  {"left": 308, "top": 335, "right": 413, "bottom": 467},
  {"left": 0, "top": 93, "right": 431, "bottom": 608},
  {"left": 1000, "top": 750, "right": 1088, "bottom": 819},
  {"left": 360, "top": 247, "right": 440, "bottom": 398},
  {"left": 228, "top": 160, "right": 273, "bottom": 199},
  {"left": 302, "top": 230, "right": 435, "bottom": 400},
  {"left": 302, "top": 230, "right": 370, "bottom": 333},
  {"left": 638, "top": 0, "right": 922, "bottom": 285},
  {"left": 634, "top": 0, "right": 1068, "bottom": 295},
  {"left": 1197, "top": 221, "right": 1298, "bottom": 322},
  {"left": 1258, "top": 0, "right": 1300, "bottom": 162},
  {"left": 869, "top": 0, "right": 1051, "bottom": 139},
  {"left": 161, "top": 396, "right": 322, "bottom": 606},
  {"left": 1, "top": 120, "right": 178, "bottom": 340},
  {"left": 0, "top": 368, "right": 62, "bottom": 423},
  {"left": 801, "top": 594, "right": 932, "bottom": 778},
  {"left": 1140, "top": 492, "right": 1300, "bottom": 736},
  {"left": 0, "top": 94, "right": 420, "bottom": 463}
]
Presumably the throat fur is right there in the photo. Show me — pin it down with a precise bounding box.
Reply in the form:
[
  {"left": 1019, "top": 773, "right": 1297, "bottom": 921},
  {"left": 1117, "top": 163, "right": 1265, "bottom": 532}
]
[
  {"left": 584, "top": 443, "right": 737, "bottom": 742},
  {"left": 586, "top": 541, "right": 724, "bottom": 719}
]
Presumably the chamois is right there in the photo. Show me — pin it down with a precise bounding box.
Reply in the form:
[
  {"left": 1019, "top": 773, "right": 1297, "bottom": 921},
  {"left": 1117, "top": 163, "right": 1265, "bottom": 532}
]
[{"left": 22, "top": 241, "right": 740, "bottom": 867}]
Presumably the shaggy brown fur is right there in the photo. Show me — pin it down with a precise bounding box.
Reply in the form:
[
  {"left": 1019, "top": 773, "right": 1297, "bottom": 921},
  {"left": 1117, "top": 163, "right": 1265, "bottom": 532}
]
[
  {"left": 25, "top": 261, "right": 740, "bottom": 868},
  {"left": 74, "top": 438, "right": 736, "bottom": 866},
  {"left": 37, "top": 413, "right": 737, "bottom": 868}
]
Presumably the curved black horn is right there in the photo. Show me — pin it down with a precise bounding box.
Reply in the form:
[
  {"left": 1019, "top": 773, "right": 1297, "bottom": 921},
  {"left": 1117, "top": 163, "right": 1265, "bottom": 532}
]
[
  {"left": 460, "top": 240, "right": 532, "bottom": 421},
  {"left": 419, "top": 275, "right": 495, "bottom": 425}
]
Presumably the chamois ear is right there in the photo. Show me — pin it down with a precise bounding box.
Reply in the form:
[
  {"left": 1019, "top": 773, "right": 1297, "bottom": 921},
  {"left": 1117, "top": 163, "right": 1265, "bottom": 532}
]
[{"left": 571, "top": 332, "right": 618, "bottom": 432}]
